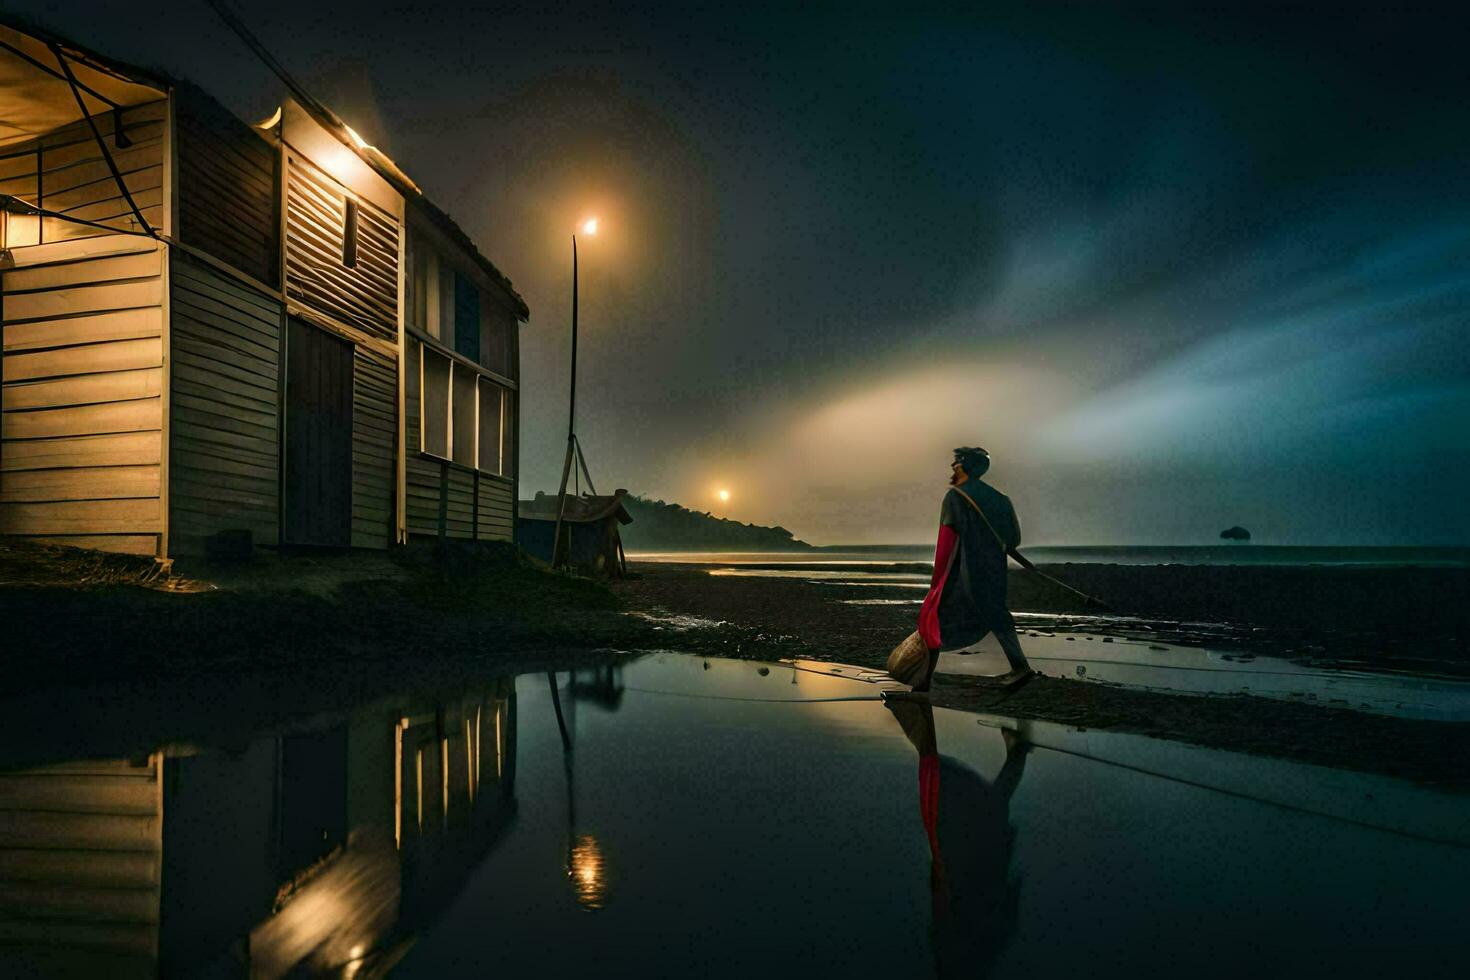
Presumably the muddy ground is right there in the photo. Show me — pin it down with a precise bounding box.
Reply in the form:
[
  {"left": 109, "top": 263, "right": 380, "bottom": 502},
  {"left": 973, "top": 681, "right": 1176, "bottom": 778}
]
[
  {"left": 2, "top": 542, "right": 1467, "bottom": 789},
  {"left": 613, "top": 561, "right": 1470, "bottom": 789}
]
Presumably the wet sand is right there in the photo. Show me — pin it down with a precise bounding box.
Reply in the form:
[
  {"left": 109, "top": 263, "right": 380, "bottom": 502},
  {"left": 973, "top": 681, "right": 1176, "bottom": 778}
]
[
  {"left": 614, "top": 561, "right": 1470, "bottom": 789},
  {"left": 617, "top": 560, "right": 1470, "bottom": 676}
]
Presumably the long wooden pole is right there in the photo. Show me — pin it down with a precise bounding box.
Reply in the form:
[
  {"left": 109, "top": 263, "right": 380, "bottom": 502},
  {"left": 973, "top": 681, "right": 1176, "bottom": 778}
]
[
  {"left": 1006, "top": 548, "right": 1111, "bottom": 610},
  {"left": 550, "top": 235, "right": 578, "bottom": 566},
  {"left": 951, "top": 486, "right": 1111, "bottom": 610}
]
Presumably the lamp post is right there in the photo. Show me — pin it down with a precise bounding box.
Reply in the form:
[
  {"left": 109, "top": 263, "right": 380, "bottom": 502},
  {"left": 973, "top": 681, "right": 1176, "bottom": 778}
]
[{"left": 551, "top": 219, "right": 599, "bottom": 567}]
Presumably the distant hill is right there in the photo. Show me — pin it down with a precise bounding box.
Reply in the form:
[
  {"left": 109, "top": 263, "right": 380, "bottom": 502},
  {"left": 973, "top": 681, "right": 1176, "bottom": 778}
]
[{"left": 618, "top": 495, "right": 813, "bottom": 552}]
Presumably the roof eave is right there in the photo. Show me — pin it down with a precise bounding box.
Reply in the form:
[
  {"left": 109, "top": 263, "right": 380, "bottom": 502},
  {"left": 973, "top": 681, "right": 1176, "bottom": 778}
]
[{"left": 285, "top": 94, "right": 531, "bottom": 323}]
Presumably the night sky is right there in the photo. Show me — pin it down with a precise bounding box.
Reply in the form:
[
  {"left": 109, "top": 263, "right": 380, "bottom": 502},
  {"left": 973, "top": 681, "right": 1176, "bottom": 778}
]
[{"left": 15, "top": 2, "right": 1470, "bottom": 545}]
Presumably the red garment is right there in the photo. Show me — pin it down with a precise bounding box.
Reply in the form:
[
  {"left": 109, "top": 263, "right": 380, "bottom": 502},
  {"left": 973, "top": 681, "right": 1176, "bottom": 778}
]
[
  {"left": 918, "top": 524, "right": 958, "bottom": 650},
  {"left": 919, "top": 752, "right": 948, "bottom": 897}
]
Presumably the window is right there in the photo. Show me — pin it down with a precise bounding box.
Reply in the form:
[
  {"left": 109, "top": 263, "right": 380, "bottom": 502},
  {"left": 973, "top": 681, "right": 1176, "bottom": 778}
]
[
  {"left": 479, "top": 303, "right": 512, "bottom": 379},
  {"left": 454, "top": 272, "right": 480, "bottom": 362},
  {"left": 452, "top": 365, "right": 477, "bottom": 466},
  {"left": 478, "top": 380, "right": 503, "bottom": 474},
  {"left": 501, "top": 391, "right": 514, "bottom": 475},
  {"left": 407, "top": 226, "right": 516, "bottom": 378},
  {"left": 412, "top": 338, "right": 514, "bottom": 477},
  {"left": 421, "top": 346, "right": 451, "bottom": 458},
  {"left": 407, "top": 241, "right": 445, "bottom": 341}
]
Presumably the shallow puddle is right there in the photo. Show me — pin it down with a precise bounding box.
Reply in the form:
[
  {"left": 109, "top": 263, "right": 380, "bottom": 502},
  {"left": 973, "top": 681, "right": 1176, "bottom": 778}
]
[
  {"left": 936, "top": 635, "right": 1470, "bottom": 721},
  {"left": 0, "top": 653, "right": 1465, "bottom": 978}
]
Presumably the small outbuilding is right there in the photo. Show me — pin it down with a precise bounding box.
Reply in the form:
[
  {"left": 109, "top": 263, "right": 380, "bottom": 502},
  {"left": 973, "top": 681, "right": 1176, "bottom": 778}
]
[{"left": 518, "top": 490, "right": 632, "bottom": 576}]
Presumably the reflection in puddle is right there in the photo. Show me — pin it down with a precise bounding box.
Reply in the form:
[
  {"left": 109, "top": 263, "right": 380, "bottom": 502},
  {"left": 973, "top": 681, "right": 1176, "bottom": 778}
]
[
  {"left": 885, "top": 696, "right": 1027, "bottom": 975},
  {"left": 567, "top": 834, "right": 608, "bottom": 911},
  {"left": 0, "top": 680, "right": 518, "bottom": 979},
  {"left": 0, "top": 654, "right": 1466, "bottom": 978}
]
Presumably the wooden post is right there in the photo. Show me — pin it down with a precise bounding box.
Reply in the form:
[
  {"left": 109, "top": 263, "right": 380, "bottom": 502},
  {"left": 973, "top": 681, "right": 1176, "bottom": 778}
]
[
  {"left": 550, "top": 436, "right": 575, "bottom": 566},
  {"left": 550, "top": 235, "right": 578, "bottom": 567}
]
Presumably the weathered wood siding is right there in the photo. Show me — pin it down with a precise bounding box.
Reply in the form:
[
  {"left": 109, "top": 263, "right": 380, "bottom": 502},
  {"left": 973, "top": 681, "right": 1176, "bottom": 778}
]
[
  {"left": 402, "top": 338, "right": 513, "bottom": 542},
  {"left": 404, "top": 455, "right": 442, "bottom": 538},
  {"left": 283, "top": 151, "right": 400, "bottom": 548},
  {"left": 1, "top": 236, "right": 166, "bottom": 555},
  {"left": 445, "top": 465, "right": 475, "bottom": 539},
  {"left": 352, "top": 346, "right": 396, "bottom": 547},
  {"left": 174, "top": 84, "right": 277, "bottom": 285},
  {"left": 0, "top": 755, "right": 163, "bottom": 975},
  {"left": 168, "top": 251, "right": 282, "bottom": 554},
  {"left": 284, "top": 154, "right": 399, "bottom": 339},
  {"left": 476, "top": 476, "right": 514, "bottom": 541},
  {"left": 0, "top": 100, "right": 166, "bottom": 247},
  {"left": 403, "top": 343, "right": 440, "bottom": 537}
]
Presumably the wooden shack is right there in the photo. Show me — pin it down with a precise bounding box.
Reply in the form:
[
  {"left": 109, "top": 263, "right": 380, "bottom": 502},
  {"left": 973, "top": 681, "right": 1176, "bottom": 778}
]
[
  {"left": 518, "top": 489, "right": 633, "bottom": 576},
  {"left": 0, "top": 21, "right": 528, "bottom": 559}
]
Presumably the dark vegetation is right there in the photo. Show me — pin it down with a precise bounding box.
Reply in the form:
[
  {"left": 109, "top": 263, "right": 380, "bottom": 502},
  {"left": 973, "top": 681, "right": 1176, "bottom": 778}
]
[
  {"left": 0, "top": 540, "right": 650, "bottom": 692},
  {"left": 618, "top": 494, "right": 812, "bottom": 552}
]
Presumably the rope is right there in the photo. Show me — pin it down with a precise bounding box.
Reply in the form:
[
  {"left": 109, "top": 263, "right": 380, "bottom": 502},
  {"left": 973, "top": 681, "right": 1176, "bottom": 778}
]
[
  {"left": 47, "top": 43, "right": 154, "bottom": 238},
  {"left": 949, "top": 487, "right": 1110, "bottom": 609}
]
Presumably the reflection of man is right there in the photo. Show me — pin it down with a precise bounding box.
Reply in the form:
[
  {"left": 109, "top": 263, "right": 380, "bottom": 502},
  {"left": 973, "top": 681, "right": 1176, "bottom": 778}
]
[
  {"left": 885, "top": 698, "right": 1029, "bottom": 978},
  {"left": 915, "top": 447, "right": 1035, "bottom": 691}
]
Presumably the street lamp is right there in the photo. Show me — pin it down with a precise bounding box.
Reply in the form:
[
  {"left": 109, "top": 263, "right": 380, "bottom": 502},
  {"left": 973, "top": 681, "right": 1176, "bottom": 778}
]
[{"left": 552, "top": 218, "right": 600, "bottom": 567}]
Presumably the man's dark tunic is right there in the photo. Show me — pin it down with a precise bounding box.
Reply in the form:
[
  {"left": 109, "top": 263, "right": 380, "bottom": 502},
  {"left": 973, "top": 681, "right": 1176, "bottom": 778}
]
[{"left": 936, "top": 481, "right": 1021, "bottom": 650}]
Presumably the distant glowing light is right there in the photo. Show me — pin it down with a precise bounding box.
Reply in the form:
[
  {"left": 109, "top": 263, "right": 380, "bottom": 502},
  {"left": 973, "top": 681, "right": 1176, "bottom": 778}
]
[
  {"left": 581, "top": 217, "right": 599, "bottom": 236},
  {"left": 717, "top": 489, "right": 730, "bottom": 502}
]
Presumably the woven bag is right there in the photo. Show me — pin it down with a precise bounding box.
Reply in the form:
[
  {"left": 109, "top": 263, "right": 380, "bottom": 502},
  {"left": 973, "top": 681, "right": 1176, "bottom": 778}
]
[{"left": 885, "top": 630, "right": 931, "bottom": 686}]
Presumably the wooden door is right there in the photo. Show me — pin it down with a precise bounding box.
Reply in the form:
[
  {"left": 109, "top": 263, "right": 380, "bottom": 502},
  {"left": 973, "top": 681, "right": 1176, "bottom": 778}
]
[{"left": 284, "top": 318, "right": 353, "bottom": 546}]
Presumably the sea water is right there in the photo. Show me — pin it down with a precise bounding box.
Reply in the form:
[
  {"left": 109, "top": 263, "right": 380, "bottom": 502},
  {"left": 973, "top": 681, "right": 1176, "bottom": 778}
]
[{"left": 629, "top": 544, "right": 1470, "bottom": 567}]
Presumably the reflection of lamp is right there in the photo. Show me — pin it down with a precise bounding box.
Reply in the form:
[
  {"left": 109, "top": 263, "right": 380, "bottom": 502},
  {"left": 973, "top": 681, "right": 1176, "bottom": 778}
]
[
  {"left": 549, "top": 671, "right": 611, "bottom": 910},
  {"left": 568, "top": 834, "right": 608, "bottom": 910}
]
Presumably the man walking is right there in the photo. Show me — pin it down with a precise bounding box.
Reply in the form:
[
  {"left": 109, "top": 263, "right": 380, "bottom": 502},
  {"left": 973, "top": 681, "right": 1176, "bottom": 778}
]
[{"left": 915, "top": 447, "right": 1035, "bottom": 691}]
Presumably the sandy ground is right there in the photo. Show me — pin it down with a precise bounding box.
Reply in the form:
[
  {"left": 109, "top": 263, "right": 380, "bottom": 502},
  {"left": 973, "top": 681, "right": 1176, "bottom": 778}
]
[{"left": 613, "top": 561, "right": 1470, "bottom": 789}]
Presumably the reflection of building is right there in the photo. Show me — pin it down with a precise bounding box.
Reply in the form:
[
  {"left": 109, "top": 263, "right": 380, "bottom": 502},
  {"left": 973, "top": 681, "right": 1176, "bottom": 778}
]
[
  {"left": 0, "top": 22, "right": 528, "bottom": 558},
  {"left": 568, "top": 664, "right": 626, "bottom": 711},
  {"left": 551, "top": 667, "right": 624, "bottom": 912},
  {"left": 0, "top": 755, "right": 163, "bottom": 978},
  {"left": 0, "top": 680, "right": 517, "bottom": 978}
]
